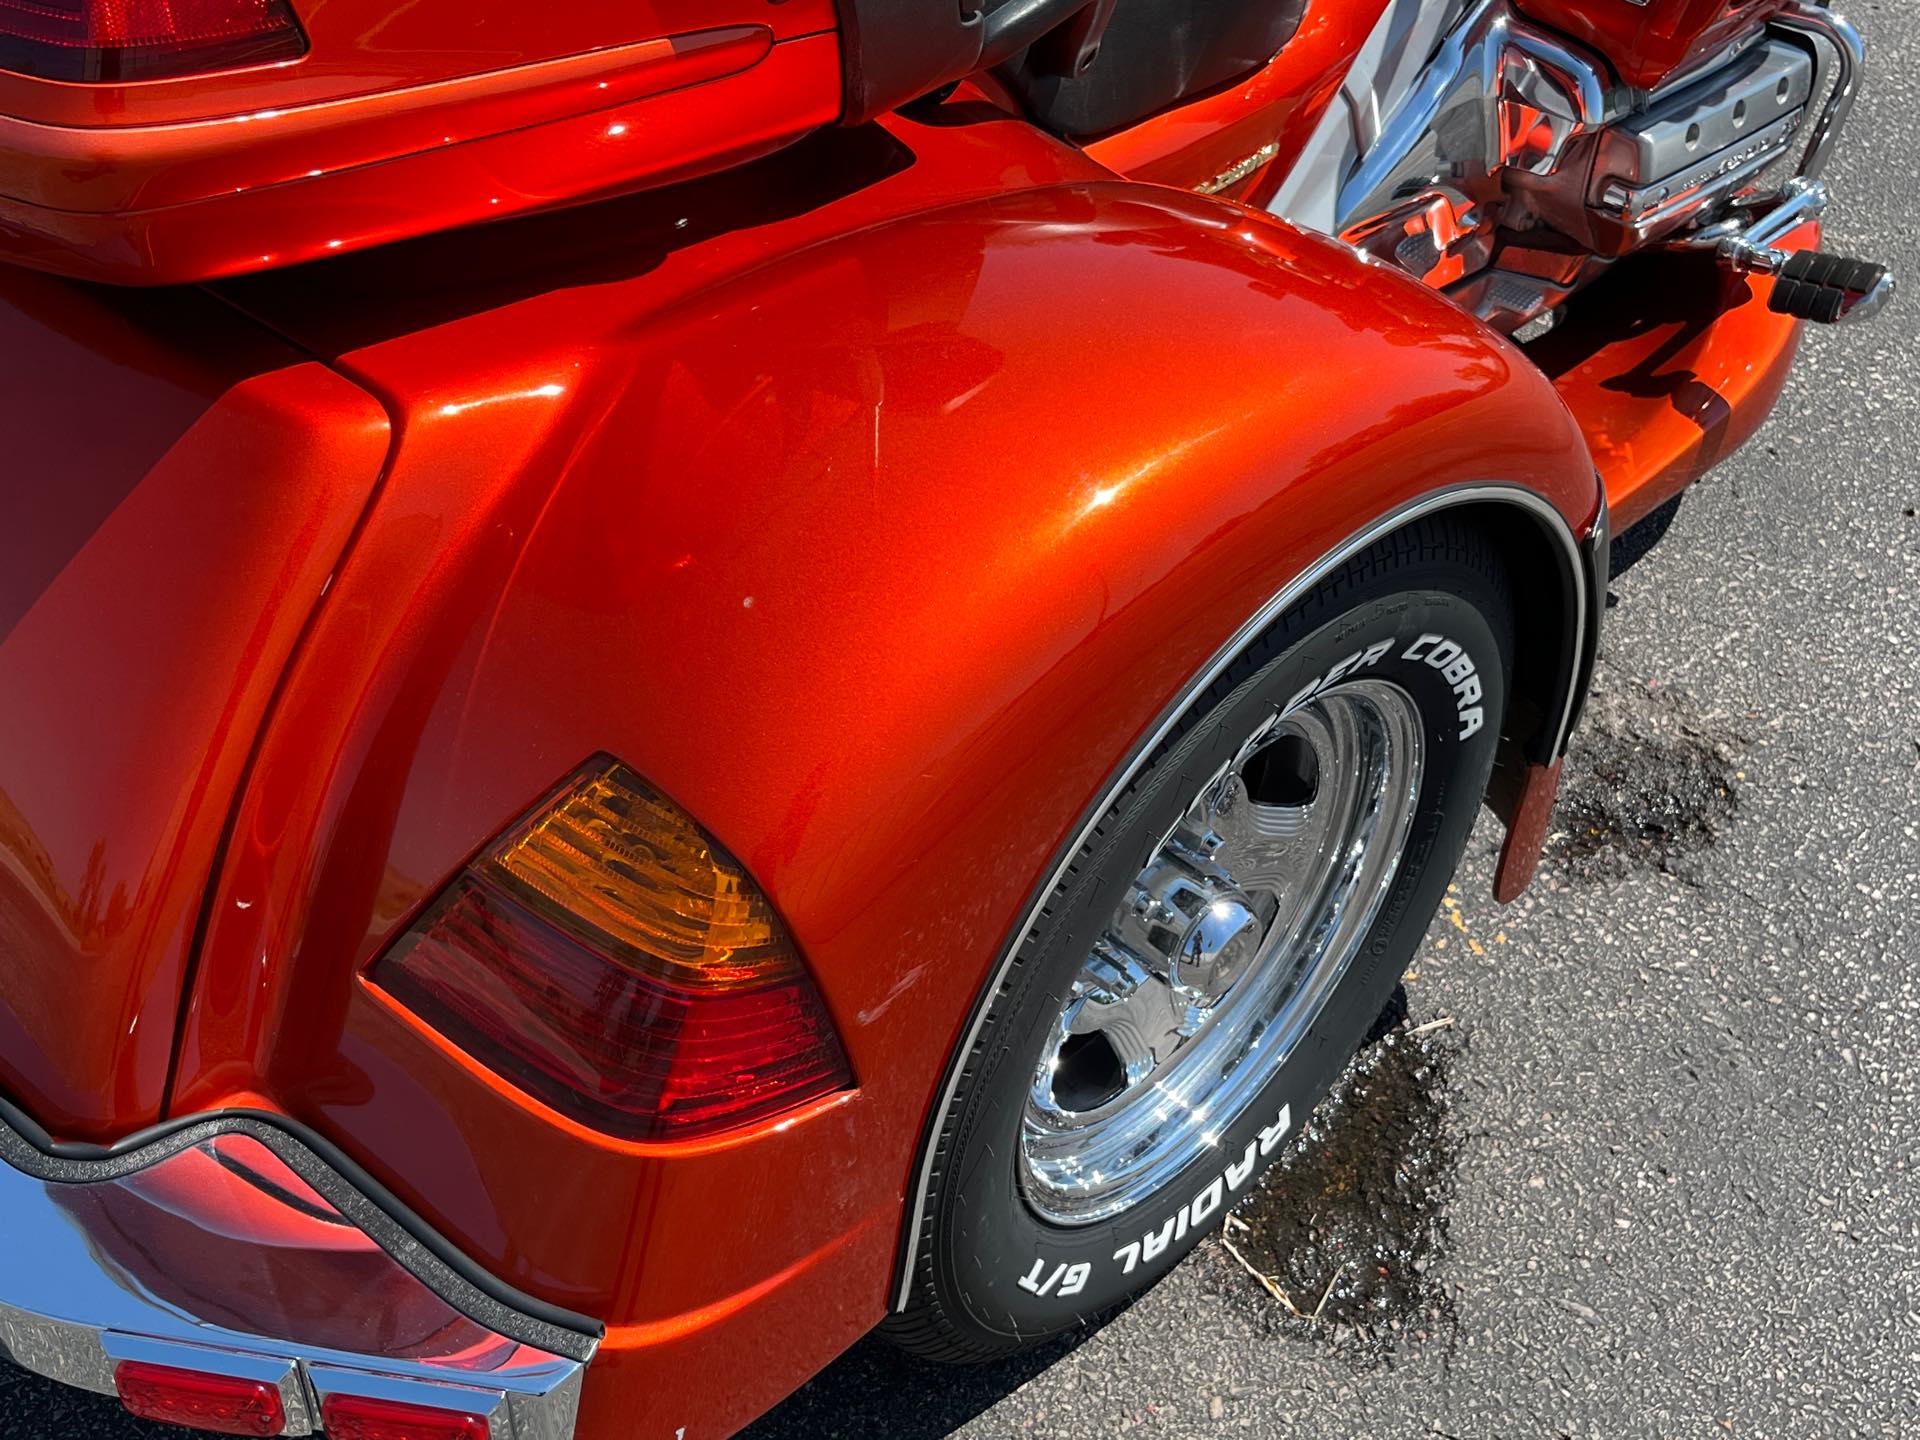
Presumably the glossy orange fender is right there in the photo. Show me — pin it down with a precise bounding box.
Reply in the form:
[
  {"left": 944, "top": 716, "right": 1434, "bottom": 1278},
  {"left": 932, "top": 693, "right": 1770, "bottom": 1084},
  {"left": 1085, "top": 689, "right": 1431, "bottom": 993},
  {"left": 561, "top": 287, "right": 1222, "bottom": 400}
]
[
  {"left": 0, "top": 271, "right": 392, "bottom": 1139},
  {"left": 0, "top": 3, "right": 843, "bottom": 285},
  {"left": 171, "top": 136, "right": 1602, "bottom": 1433}
]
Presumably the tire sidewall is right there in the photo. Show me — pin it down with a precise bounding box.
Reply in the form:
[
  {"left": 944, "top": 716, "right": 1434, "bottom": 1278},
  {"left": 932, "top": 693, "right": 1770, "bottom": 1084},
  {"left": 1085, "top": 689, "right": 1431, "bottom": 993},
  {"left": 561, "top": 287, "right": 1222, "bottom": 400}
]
[{"left": 933, "top": 581, "right": 1509, "bottom": 1339}]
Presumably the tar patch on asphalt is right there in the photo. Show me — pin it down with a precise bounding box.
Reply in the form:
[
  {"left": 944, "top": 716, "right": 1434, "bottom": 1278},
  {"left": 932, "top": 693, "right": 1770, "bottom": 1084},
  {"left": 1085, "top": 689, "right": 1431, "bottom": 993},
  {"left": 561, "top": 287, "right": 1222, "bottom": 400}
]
[
  {"left": 1209, "top": 992, "right": 1460, "bottom": 1362},
  {"left": 1547, "top": 664, "right": 1743, "bottom": 884}
]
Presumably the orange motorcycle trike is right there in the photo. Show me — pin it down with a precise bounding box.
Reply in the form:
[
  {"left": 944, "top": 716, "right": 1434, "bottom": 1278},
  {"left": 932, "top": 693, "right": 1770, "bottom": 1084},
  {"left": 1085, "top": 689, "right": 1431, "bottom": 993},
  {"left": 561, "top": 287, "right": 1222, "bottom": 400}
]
[{"left": 0, "top": 1, "right": 1890, "bottom": 1437}]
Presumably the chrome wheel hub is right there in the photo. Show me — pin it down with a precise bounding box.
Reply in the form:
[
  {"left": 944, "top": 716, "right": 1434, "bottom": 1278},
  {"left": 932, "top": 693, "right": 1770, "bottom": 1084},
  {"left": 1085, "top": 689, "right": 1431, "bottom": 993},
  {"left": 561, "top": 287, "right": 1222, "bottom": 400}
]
[{"left": 1019, "top": 678, "right": 1425, "bottom": 1225}]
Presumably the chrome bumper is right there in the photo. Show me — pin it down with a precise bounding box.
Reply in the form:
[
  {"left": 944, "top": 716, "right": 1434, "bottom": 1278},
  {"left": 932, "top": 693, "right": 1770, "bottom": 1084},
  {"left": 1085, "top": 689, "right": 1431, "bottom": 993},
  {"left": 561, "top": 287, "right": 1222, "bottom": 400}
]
[{"left": 0, "top": 1107, "right": 596, "bottom": 1439}]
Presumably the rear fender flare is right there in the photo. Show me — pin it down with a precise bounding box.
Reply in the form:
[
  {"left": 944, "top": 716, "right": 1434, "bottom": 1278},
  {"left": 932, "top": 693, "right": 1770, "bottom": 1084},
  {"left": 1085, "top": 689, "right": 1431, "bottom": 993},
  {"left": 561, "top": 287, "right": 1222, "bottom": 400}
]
[
  {"left": 180, "top": 178, "right": 1603, "bottom": 1339},
  {"left": 888, "top": 478, "right": 1599, "bottom": 1309},
  {"left": 508, "top": 183, "right": 1608, "bottom": 1310}
]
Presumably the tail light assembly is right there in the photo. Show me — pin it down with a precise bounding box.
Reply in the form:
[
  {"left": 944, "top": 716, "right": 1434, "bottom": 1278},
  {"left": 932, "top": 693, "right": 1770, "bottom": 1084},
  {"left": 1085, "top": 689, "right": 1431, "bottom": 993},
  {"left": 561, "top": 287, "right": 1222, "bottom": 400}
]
[
  {"left": 0, "top": 0, "right": 307, "bottom": 83},
  {"left": 114, "top": 1362, "right": 286, "bottom": 1437},
  {"left": 319, "top": 1392, "right": 491, "bottom": 1440},
  {"left": 372, "top": 758, "right": 853, "bottom": 1143}
]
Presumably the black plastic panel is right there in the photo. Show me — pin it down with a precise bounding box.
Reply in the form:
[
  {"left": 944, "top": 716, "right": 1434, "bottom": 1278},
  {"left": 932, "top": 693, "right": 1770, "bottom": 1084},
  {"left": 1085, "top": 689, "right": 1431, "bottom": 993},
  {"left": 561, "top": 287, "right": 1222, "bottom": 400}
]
[
  {"left": 837, "top": 0, "right": 983, "bottom": 125},
  {"left": 999, "top": 0, "right": 1309, "bottom": 138}
]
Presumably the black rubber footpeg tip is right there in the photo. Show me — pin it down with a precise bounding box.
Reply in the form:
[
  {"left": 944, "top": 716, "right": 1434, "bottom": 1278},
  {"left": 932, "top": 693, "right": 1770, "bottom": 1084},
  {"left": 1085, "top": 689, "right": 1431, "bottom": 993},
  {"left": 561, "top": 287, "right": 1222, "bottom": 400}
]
[{"left": 1768, "top": 249, "right": 1891, "bottom": 324}]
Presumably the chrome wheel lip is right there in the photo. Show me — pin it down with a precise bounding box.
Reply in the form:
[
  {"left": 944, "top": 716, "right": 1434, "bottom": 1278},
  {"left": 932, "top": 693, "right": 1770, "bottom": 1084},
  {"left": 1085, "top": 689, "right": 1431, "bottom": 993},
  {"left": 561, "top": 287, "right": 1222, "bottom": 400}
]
[{"left": 1018, "top": 677, "right": 1426, "bottom": 1227}]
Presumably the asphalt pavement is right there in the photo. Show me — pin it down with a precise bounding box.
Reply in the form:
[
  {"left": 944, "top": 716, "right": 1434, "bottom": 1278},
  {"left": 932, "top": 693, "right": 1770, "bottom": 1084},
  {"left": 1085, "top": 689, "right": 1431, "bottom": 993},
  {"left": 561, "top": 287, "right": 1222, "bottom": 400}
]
[{"left": 4, "top": 7, "right": 1916, "bottom": 1438}]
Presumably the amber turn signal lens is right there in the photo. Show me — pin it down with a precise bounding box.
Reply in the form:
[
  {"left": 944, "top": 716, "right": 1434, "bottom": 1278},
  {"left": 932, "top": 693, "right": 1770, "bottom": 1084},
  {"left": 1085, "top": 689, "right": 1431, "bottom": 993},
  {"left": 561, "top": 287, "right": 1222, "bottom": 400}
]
[
  {"left": 486, "top": 761, "right": 795, "bottom": 988},
  {"left": 373, "top": 758, "right": 852, "bottom": 1142}
]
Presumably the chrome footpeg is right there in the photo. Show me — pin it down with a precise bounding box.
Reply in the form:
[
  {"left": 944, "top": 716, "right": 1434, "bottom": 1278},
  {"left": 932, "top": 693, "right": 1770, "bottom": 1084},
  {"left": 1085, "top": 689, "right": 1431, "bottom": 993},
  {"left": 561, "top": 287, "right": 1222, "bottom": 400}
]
[
  {"left": 1720, "top": 236, "right": 1896, "bottom": 325},
  {"left": 1766, "top": 251, "right": 1889, "bottom": 324},
  {"left": 1762, "top": 249, "right": 1895, "bottom": 324},
  {"left": 1690, "top": 178, "right": 1896, "bottom": 325}
]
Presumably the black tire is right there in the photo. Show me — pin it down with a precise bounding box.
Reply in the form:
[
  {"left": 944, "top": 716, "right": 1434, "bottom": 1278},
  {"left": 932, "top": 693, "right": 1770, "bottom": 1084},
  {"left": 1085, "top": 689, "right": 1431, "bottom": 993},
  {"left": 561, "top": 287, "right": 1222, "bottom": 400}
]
[{"left": 886, "top": 517, "right": 1513, "bottom": 1361}]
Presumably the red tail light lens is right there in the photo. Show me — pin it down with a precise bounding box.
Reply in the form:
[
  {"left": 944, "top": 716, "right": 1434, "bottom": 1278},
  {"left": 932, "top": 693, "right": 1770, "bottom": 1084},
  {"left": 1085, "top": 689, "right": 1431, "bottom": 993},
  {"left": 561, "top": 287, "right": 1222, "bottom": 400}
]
[
  {"left": 0, "top": 0, "right": 307, "bottom": 83},
  {"left": 372, "top": 758, "right": 853, "bottom": 1142},
  {"left": 114, "top": 1361, "right": 286, "bottom": 1437},
  {"left": 321, "top": 1392, "right": 490, "bottom": 1440}
]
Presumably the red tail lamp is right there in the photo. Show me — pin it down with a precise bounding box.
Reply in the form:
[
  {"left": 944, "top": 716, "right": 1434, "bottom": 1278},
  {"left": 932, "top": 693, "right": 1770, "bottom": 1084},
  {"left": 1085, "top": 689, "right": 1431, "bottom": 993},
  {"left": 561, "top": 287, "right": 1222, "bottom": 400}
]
[
  {"left": 0, "top": 0, "right": 307, "bottom": 83},
  {"left": 114, "top": 1361, "right": 286, "bottom": 1437},
  {"left": 320, "top": 1392, "right": 491, "bottom": 1440},
  {"left": 373, "top": 758, "right": 853, "bottom": 1142}
]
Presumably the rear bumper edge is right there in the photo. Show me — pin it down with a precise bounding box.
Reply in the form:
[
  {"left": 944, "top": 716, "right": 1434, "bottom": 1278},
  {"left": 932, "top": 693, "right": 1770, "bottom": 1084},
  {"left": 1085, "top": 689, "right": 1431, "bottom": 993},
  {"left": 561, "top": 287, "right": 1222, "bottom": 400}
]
[{"left": 0, "top": 1095, "right": 600, "bottom": 1438}]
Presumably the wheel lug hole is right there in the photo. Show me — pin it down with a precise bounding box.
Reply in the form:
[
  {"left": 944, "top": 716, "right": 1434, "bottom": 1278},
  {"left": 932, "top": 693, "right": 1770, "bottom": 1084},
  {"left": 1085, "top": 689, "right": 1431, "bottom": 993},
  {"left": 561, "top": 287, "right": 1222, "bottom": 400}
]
[{"left": 1243, "top": 732, "right": 1319, "bottom": 808}]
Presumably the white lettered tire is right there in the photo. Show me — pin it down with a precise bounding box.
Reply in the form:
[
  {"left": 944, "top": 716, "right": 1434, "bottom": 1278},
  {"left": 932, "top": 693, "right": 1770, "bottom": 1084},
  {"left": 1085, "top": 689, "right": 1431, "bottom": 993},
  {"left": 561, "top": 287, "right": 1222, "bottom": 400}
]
[{"left": 886, "top": 519, "right": 1511, "bottom": 1360}]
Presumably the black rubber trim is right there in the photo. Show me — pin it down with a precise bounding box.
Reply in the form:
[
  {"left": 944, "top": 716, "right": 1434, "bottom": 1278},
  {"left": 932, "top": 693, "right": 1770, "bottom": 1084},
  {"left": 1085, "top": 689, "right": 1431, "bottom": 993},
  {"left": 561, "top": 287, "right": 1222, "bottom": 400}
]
[
  {"left": 994, "top": 0, "right": 1309, "bottom": 139},
  {"left": 1564, "top": 480, "right": 1609, "bottom": 748},
  {"left": 1778, "top": 249, "right": 1884, "bottom": 292},
  {"left": 1769, "top": 274, "right": 1846, "bottom": 323},
  {"left": 1519, "top": 492, "right": 1597, "bottom": 766},
  {"left": 979, "top": 0, "right": 1098, "bottom": 68},
  {"left": 0, "top": 1091, "right": 602, "bottom": 1362}
]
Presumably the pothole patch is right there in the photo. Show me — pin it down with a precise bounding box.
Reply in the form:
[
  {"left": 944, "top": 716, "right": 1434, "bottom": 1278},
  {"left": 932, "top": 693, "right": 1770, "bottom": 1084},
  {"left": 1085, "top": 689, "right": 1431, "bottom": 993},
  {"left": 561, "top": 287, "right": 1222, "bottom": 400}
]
[{"left": 1209, "top": 1002, "right": 1461, "bottom": 1362}]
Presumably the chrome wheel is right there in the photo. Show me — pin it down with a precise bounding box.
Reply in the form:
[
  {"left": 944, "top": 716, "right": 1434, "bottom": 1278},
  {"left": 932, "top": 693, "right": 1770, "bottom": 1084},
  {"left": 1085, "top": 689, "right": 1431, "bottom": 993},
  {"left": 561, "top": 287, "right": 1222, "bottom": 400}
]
[{"left": 1019, "top": 678, "right": 1426, "bottom": 1225}]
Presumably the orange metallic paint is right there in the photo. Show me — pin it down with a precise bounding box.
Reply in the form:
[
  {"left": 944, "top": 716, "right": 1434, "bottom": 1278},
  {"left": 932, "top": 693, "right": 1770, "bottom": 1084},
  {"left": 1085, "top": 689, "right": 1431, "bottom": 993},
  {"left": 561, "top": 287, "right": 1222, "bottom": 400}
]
[
  {"left": 126, "top": 104, "right": 1601, "bottom": 1432},
  {"left": 0, "top": 0, "right": 1801, "bottom": 285},
  {"left": 0, "top": 2, "right": 1831, "bottom": 1430},
  {"left": 0, "top": 0, "right": 840, "bottom": 126},
  {"left": 0, "top": 268, "right": 391, "bottom": 1137},
  {"left": 1, "top": 3, "right": 840, "bottom": 288},
  {"left": 0, "top": 27, "right": 779, "bottom": 214},
  {"left": 0, "top": 14, "right": 842, "bottom": 285},
  {"left": 1536, "top": 223, "right": 1816, "bottom": 531},
  {"left": 1514, "top": 0, "right": 1792, "bottom": 90}
]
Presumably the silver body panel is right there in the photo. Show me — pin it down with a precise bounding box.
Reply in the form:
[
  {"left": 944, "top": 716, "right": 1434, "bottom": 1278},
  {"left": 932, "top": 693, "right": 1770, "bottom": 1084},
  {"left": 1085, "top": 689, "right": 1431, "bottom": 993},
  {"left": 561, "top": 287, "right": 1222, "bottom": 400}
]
[{"left": 1601, "top": 37, "right": 1814, "bottom": 185}]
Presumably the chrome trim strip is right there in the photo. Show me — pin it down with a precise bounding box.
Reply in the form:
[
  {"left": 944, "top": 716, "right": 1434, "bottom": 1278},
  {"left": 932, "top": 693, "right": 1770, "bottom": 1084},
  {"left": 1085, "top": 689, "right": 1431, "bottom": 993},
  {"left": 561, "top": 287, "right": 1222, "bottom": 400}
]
[
  {"left": 893, "top": 482, "right": 1598, "bottom": 1309},
  {"left": 1336, "top": 1, "right": 1608, "bottom": 231},
  {"left": 1773, "top": 3, "right": 1866, "bottom": 182},
  {"left": 1272, "top": 0, "right": 1614, "bottom": 240}
]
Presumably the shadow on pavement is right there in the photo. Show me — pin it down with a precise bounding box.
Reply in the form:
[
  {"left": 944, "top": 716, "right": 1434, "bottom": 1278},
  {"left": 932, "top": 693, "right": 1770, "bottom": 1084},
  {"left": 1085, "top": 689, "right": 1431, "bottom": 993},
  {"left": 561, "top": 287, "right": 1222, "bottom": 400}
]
[
  {"left": 739, "top": 1328, "right": 1091, "bottom": 1439},
  {"left": 1608, "top": 492, "right": 1685, "bottom": 579},
  {"left": 0, "top": 1359, "right": 172, "bottom": 1439},
  {"left": 0, "top": 1337, "right": 1075, "bottom": 1440}
]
